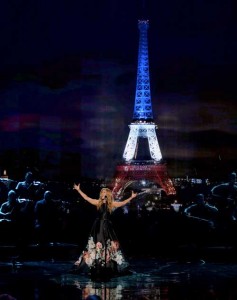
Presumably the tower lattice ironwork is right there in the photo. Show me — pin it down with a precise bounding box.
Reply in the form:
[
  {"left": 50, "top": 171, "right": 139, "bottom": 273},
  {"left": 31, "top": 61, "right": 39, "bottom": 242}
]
[{"left": 112, "top": 20, "right": 176, "bottom": 198}]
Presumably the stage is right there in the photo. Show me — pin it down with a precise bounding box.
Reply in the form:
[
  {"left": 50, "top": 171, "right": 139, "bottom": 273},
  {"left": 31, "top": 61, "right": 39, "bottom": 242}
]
[{"left": 0, "top": 243, "right": 237, "bottom": 299}]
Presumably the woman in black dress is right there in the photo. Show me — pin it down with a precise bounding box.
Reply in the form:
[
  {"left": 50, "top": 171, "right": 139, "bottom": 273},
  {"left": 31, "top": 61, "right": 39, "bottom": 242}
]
[{"left": 73, "top": 183, "right": 137, "bottom": 279}]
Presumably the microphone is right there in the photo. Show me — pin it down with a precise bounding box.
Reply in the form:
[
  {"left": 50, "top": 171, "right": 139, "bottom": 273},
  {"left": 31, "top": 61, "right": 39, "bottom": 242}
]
[{"left": 104, "top": 196, "right": 107, "bottom": 207}]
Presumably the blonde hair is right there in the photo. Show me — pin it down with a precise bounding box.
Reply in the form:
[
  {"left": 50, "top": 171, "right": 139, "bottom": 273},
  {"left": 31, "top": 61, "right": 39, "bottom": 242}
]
[{"left": 97, "top": 188, "right": 114, "bottom": 213}]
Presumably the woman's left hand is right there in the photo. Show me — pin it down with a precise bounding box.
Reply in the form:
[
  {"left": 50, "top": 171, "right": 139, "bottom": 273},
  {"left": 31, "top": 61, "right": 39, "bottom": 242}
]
[{"left": 131, "top": 191, "right": 137, "bottom": 199}]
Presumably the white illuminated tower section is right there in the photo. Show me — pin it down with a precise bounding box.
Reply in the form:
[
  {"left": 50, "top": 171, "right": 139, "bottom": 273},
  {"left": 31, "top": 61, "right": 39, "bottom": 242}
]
[{"left": 112, "top": 20, "right": 176, "bottom": 198}]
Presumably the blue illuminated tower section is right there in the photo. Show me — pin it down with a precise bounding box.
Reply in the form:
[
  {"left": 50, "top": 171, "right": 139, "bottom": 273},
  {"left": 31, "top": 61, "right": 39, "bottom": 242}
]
[
  {"left": 133, "top": 20, "right": 153, "bottom": 121},
  {"left": 112, "top": 19, "right": 176, "bottom": 198}
]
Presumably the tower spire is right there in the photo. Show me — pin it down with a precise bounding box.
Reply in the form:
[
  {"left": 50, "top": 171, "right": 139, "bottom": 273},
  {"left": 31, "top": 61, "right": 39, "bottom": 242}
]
[{"left": 133, "top": 20, "right": 153, "bottom": 121}]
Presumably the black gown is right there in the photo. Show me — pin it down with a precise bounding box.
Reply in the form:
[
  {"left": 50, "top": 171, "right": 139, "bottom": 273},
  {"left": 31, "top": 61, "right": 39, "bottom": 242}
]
[{"left": 74, "top": 203, "right": 130, "bottom": 279}]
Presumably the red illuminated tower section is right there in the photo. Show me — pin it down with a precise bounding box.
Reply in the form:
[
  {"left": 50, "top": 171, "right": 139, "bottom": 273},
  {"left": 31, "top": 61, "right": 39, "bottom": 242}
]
[{"left": 112, "top": 20, "right": 176, "bottom": 199}]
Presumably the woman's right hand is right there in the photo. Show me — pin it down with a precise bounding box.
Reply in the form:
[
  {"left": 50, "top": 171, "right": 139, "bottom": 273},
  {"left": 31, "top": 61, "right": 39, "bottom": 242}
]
[{"left": 73, "top": 183, "right": 80, "bottom": 192}]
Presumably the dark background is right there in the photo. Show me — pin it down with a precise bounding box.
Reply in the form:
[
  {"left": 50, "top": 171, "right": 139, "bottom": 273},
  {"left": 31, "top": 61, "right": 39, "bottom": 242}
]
[{"left": 0, "top": 0, "right": 237, "bottom": 183}]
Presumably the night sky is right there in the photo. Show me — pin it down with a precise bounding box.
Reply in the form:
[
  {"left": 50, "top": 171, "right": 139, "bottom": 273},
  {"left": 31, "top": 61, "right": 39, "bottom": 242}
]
[{"left": 0, "top": 0, "right": 237, "bottom": 183}]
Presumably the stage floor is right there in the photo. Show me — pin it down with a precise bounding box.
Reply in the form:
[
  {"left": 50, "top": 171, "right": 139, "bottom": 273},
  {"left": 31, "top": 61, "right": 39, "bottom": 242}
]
[{"left": 0, "top": 244, "right": 237, "bottom": 299}]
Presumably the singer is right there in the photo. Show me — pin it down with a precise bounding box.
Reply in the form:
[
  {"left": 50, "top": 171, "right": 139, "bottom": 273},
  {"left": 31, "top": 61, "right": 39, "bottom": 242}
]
[{"left": 72, "top": 183, "right": 137, "bottom": 280}]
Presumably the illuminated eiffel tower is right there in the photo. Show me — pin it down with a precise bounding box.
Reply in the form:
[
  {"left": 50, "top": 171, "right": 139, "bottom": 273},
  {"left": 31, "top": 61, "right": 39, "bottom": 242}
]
[{"left": 112, "top": 20, "right": 176, "bottom": 199}]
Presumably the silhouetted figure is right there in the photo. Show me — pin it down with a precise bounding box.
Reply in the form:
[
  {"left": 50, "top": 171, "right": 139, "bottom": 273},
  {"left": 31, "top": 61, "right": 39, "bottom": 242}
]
[
  {"left": 183, "top": 193, "right": 219, "bottom": 261},
  {"left": 73, "top": 183, "right": 137, "bottom": 280},
  {"left": 170, "top": 199, "right": 183, "bottom": 213},
  {"left": 184, "top": 194, "right": 219, "bottom": 229},
  {"left": 0, "top": 190, "right": 20, "bottom": 220},
  {"left": 0, "top": 189, "right": 34, "bottom": 249},
  {"left": 211, "top": 172, "right": 237, "bottom": 245},
  {"left": 15, "top": 171, "right": 43, "bottom": 201},
  {"left": 0, "top": 190, "right": 23, "bottom": 243},
  {"left": 0, "top": 179, "right": 9, "bottom": 204},
  {"left": 211, "top": 172, "right": 237, "bottom": 220},
  {"left": 34, "top": 190, "right": 61, "bottom": 245},
  {"left": 169, "top": 199, "right": 185, "bottom": 248}
]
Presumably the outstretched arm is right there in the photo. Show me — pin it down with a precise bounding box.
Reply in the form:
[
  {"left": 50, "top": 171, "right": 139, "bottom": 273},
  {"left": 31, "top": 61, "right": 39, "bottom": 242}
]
[
  {"left": 73, "top": 183, "right": 98, "bottom": 206},
  {"left": 113, "top": 191, "right": 137, "bottom": 208}
]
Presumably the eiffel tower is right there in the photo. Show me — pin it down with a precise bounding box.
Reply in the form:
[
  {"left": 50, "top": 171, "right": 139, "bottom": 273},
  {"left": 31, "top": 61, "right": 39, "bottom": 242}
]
[{"left": 112, "top": 20, "right": 176, "bottom": 199}]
